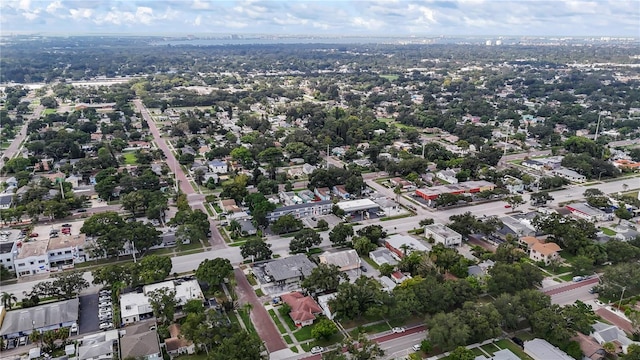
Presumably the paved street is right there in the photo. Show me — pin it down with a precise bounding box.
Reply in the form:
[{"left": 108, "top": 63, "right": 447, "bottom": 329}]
[
  {"left": 0, "top": 105, "right": 44, "bottom": 170},
  {"left": 543, "top": 277, "right": 599, "bottom": 296},
  {"left": 233, "top": 268, "right": 287, "bottom": 353}
]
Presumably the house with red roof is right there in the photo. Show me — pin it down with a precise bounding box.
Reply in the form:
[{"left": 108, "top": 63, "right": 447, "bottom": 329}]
[{"left": 281, "top": 292, "right": 323, "bottom": 327}]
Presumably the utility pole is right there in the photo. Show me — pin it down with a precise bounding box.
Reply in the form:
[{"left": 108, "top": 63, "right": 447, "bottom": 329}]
[{"left": 594, "top": 112, "right": 602, "bottom": 141}]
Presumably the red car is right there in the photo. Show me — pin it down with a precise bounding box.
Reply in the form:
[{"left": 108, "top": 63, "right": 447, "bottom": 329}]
[
  {"left": 504, "top": 204, "right": 512, "bottom": 208},
  {"left": 29, "top": 233, "right": 39, "bottom": 238}
]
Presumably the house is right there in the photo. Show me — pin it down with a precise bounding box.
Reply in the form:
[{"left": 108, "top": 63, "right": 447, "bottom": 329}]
[
  {"left": 378, "top": 276, "right": 397, "bottom": 292},
  {"left": 390, "top": 177, "right": 415, "bottom": 190},
  {"left": 279, "top": 191, "right": 302, "bottom": 206},
  {"left": 529, "top": 242, "right": 561, "bottom": 265},
  {"left": 474, "top": 349, "right": 520, "bottom": 360},
  {"left": 220, "top": 199, "right": 241, "bottom": 213},
  {"left": 120, "top": 280, "right": 204, "bottom": 324},
  {"left": 591, "top": 321, "right": 640, "bottom": 354},
  {"left": 503, "top": 175, "right": 524, "bottom": 194},
  {"left": 467, "top": 259, "right": 495, "bottom": 277},
  {"left": 208, "top": 160, "right": 228, "bottom": 174},
  {"left": 523, "top": 339, "right": 574, "bottom": 360},
  {"left": 302, "top": 163, "right": 316, "bottom": 175},
  {"left": 263, "top": 254, "right": 317, "bottom": 285},
  {"left": 77, "top": 330, "right": 119, "bottom": 360},
  {"left": 521, "top": 159, "right": 544, "bottom": 171},
  {"left": 281, "top": 292, "right": 323, "bottom": 327},
  {"left": 119, "top": 320, "right": 161, "bottom": 360},
  {"left": 0, "top": 194, "right": 12, "bottom": 210},
  {"left": 319, "top": 249, "right": 360, "bottom": 271},
  {"left": 314, "top": 187, "right": 332, "bottom": 201},
  {"left": 496, "top": 216, "right": 537, "bottom": 239},
  {"left": 298, "top": 190, "right": 315, "bottom": 203},
  {"left": 317, "top": 293, "right": 337, "bottom": 320},
  {"left": 369, "top": 248, "right": 398, "bottom": 267},
  {"left": 571, "top": 333, "right": 606, "bottom": 360},
  {"left": 552, "top": 168, "right": 586, "bottom": 183},
  {"left": 436, "top": 169, "right": 458, "bottom": 184},
  {"left": 287, "top": 167, "right": 304, "bottom": 178},
  {"left": 181, "top": 146, "right": 196, "bottom": 156},
  {"left": 519, "top": 236, "right": 542, "bottom": 250},
  {"left": 165, "top": 324, "right": 195, "bottom": 358},
  {"left": 424, "top": 223, "right": 462, "bottom": 247},
  {"left": 332, "top": 185, "right": 350, "bottom": 199},
  {"left": 4, "top": 177, "right": 17, "bottom": 188},
  {"left": 0, "top": 233, "right": 18, "bottom": 273},
  {"left": 238, "top": 219, "right": 257, "bottom": 236},
  {"left": 385, "top": 234, "right": 430, "bottom": 258},
  {"left": 390, "top": 271, "right": 411, "bottom": 284}
]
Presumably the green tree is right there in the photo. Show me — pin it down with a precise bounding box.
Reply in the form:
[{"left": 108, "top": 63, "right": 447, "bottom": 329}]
[
  {"left": 571, "top": 255, "right": 594, "bottom": 276},
  {"left": 289, "top": 228, "right": 322, "bottom": 253},
  {"left": 1, "top": 292, "right": 17, "bottom": 309},
  {"left": 530, "top": 191, "right": 554, "bottom": 205},
  {"left": 270, "top": 214, "right": 303, "bottom": 234},
  {"left": 50, "top": 271, "right": 89, "bottom": 299},
  {"left": 316, "top": 219, "right": 329, "bottom": 231},
  {"left": 428, "top": 312, "right": 470, "bottom": 351},
  {"left": 329, "top": 276, "right": 390, "bottom": 320},
  {"left": 448, "top": 346, "right": 475, "bottom": 360},
  {"left": 196, "top": 258, "right": 233, "bottom": 286},
  {"left": 487, "top": 262, "right": 543, "bottom": 296},
  {"left": 343, "top": 334, "right": 384, "bottom": 360},
  {"left": 329, "top": 222, "right": 354, "bottom": 247},
  {"left": 379, "top": 263, "right": 395, "bottom": 277},
  {"left": 240, "top": 238, "right": 272, "bottom": 262},
  {"left": 137, "top": 255, "right": 172, "bottom": 284},
  {"left": 301, "top": 264, "right": 347, "bottom": 294},
  {"left": 356, "top": 225, "right": 387, "bottom": 244},
  {"left": 353, "top": 236, "right": 378, "bottom": 256},
  {"left": 504, "top": 194, "right": 525, "bottom": 211},
  {"left": 148, "top": 287, "right": 178, "bottom": 325},
  {"left": 209, "top": 331, "right": 266, "bottom": 360},
  {"left": 311, "top": 318, "right": 338, "bottom": 340}
]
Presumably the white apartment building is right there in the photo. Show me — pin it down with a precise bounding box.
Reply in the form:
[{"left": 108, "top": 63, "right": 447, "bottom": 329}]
[
  {"left": 14, "top": 240, "right": 50, "bottom": 277},
  {"left": 424, "top": 223, "right": 463, "bottom": 247}
]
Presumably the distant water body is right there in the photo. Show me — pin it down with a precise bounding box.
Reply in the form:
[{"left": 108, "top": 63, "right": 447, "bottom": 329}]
[{"left": 151, "top": 37, "right": 429, "bottom": 46}]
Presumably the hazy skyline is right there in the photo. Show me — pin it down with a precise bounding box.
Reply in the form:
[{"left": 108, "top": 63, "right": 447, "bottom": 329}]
[{"left": 1, "top": 0, "right": 638, "bottom": 37}]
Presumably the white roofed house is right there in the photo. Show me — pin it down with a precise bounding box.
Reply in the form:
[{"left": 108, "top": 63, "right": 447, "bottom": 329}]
[
  {"left": 424, "top": 223, "right": 462, "bottom": 247},
  {"left": 318, "top": 249, "right": 361, "bottom": 272}
]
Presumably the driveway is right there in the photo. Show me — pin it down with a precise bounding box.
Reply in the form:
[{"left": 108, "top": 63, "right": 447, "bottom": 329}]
[
  {"left": 78, "top": 293, "right": 99, "bottom": 334},
  {"left": 233, "top": 268, "right": 287, "bottom": 353}
]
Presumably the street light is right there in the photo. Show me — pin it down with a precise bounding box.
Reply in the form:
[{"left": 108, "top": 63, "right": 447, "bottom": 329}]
[
  {"left": 598, "top": 171, "right": 606, "bottom": 182},
  {"left": 618, "top": 286, "right": 627, "bottom": 311}
]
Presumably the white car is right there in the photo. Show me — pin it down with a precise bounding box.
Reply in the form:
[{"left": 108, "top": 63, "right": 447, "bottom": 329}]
[
  {"left": 70, "top": 323, "right": 78, "bottom": 333},
  {"left": 310, "top": 346, "right": 324, "bottom": 354},
  {"left": 412, "top": 344, "right": 421, "bottom": 352},
  {"left": 99, "top": 322, "right": 113, "bottom": 331},
  {"left": 99, "top": 309, "right": 112, "bottom": 316},
  {"left": 98, "top": 315, "right": 112, "bottom": 322},
  {"left": 392, "top": 327, "right": 406, "bottom": 334},
  {"left": 99, "top": 302, "right": 112, "bottom": 308}
]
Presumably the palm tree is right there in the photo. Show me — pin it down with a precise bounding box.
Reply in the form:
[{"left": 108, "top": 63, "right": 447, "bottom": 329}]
[
  {"left": 1, "top": 292, "right": 17, "bottom": 309},
  {"left": 394, "top": 185, "right": 402, "bottom": 202}
]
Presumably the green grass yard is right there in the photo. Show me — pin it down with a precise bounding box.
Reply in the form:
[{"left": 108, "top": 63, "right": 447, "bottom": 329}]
[
  {"left": 123, "top": 152, "right": 137, "bottom": 165},
  {"left": 495, "top": 339, "right": 534, "bottom": 360},
  {"left": 268, "top": 309, "right": 287, "bottom": 334},
  {"left": 380, "top": 74, "right": 399, "bottom": 81},
  {"left": 43, "top": 108, "right": 57, "bottom": 115},
  {"left": 601, "top": 227, "right": 617, "bottom": 236}
]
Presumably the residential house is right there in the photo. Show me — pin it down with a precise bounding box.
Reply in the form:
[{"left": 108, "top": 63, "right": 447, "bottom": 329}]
[
  {"left": 571, "top": 333, "right": 606, "bottom": 360},
  {"left": 332, "top": 185, "right": 350, "bottom": 199},
  {"left": 424, "top": 223, "right": 462, "bottom": 247},
  {"left": 318, "top": 249, "right": 360, "bottom": 272},
  {"left": 317, "top": 293, "right": 337, "bottom": 320},
  {"left": 0, "top": 233, "right": 18, "bottom": 273},
  {"left": 287, "top": 167, "right": 304, "bottom": 178},
  {"left": 390, "top": 177, "right": 415, "bottom": 191},
  {"left": 279, "top": 191, "right": 303, "bottom": 206},
  {"left": 591, "top": 321, "right": 640, "bottom": 354},
  {"left": 524, "top": 339, "right": 574, "bottom": 360},
  {"left": 181, "top": 146, "right": 196, "bottom": 156},
  {"left": 220, "top": 199, "right": 241, "bottom": 214},
  {"left": 263, "top": 254, "right": 317, "bottom": 285},
  {"left": 119, "top": 320, "right": 161, "bottom": 360},
  {"left": 368, "top": 248, "right": 398, "bottom": 267},
  {"left": 302, "top": 164, "right": 316, "bottom": 175},
  {"left": 378, "top": 276, "right": 397, "bottom": 292},
  {"left": 314, "top": 187, "right": 332, "bottom": 201},
  {"left": 496, "top": 216, "right": 537, "bottom": 239},
  {"left": 385, "top": 234, "right": 430, "bottom": 258},
  {"left": 4, "top": 177, "right": 17, "bottom": 188},
  {"left": 467, "top": 259, "right": 495, "bottom": 277},
  {"left": 0, "top": 194, "right": 12, "bottom": 210},
  {"left": 0, "top": 298, "right": 79, "bottom": 341},
  {"left": 165, "top": 324, "right": 195, "bottom": 358},
  {"left": 238, "top": 219, "right": 257, "bottom": 236},
  {"left": 281, "top": 292, "right": 323, "bottom": 327},
  {"left": 77, "top": 330, "right": 119, "bottom": 360},
  {"left": 521, "top": 159, "right": 544, "bottom": 171},
  {"left": 390, "top": 271, "right": 411, "bottom": 284},
  {"left": 529, "top": 242, "right": 561, "bottom": 265},
  {"left": 552, "top": 168, "right": 586, "bottom": 183},
  {"left": 120, "top": 280, "right": 204, "bottom": 324},
  {"left": 436, "top": 169, "right": 458, "bottom": 184},
  {"left": 208, "top": 160, "right": 228, "bottom": 174},
  {"left": 298, "top": 190, "right": 315, "bottom": 203},
  {"left": 503, "top": 175, "right": 524, "bottom": 194}
]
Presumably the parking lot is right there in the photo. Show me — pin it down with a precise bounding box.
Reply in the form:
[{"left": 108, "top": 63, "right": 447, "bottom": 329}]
[{"left": 30, "top": 219, "right": 86, "bottom": 241}]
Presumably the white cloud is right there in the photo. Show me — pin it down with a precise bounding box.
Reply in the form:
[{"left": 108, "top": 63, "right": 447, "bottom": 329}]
[
  {"left": 17, "top": 0, "right": 31, "bottom": 11},
  {"left": 69, "top": 8, "right": 93, "bottom": 20},
  {"left": 194, "top": 14, "right": 202, "bottom": 26},
  {"left": 352, "top": 16, "right": 384, "bottom": 30},
  {"left": 46, "top": 0, "right": 63, "bottom": 14},
  {"left": 191, "top": 0, "right": 209, "bottom": 10}
]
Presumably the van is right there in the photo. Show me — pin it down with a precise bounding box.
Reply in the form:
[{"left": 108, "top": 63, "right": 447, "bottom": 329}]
[{"left": 18, "top": 336, "right": 27, "bottom": 346}]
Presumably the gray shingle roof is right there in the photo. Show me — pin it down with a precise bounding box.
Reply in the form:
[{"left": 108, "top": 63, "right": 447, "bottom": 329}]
[
  {"left": 0, "top": 298, "right": 79, "bottom": 336},
  {"left": 264, "top": 254, "right": 317, "bottom": 282}
]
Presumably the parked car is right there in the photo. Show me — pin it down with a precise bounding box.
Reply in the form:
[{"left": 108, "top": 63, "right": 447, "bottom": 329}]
[
  {"left": 392, "top": 327, "right": 406, "bottom": 333},
  {"left": 310, "top": 346, "right": 324, "bottom": 354},
  {"left": 99, "top": 309, "right": 112, "bottom": 316},
  {"left": 98, "top": 315, "right": 112, "bottom": 322},
  {"left": 29, "top": 233, "right": 39, "bottom": 238},
  {"left": 77, "top": 209, "right": 87, "bottom": 213},
  {"left": 504, "top": 204, "right": 512, "bottom": 208},
  {"left": 61, "top": 224, "right": 71, "bottom": 228},
  {"left": 412, "top": 344, "right": 422, "bottom": 352},
  {"left": 18, "top": 336, "right": 27, "bottom": 346},
  {"left": 360, "top": 265, "right": 368, "bottom": 272},
  {"left": 70, "top": 323, "right": 78, "bottom": 333},
  {"left": 99, "top": 322, "right": 113, "bottom": 331}
]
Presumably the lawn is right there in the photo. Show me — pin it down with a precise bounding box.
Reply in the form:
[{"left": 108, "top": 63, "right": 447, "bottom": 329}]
[
  {"left": 283, "top": 335, "right": 293, "bottom": 344},
  {"left": 123, "top": 152, "right": 137, "bottom": 165},
  {"left": 351, "top": 322, "right": 390, "bottom": 336},
  {"left": 268, "top": 309, "right": 287, "bottom": 334},
  {"left": 380, "top": 74, "right": 399, "bottom": 81},
  {"left": 43, "top": 108, "right": 57, "bottom": 115},
  {"left": 293, "top": 325, "right": 314, "bottom": 342},
  {"left": 559, "top": 273, "right": 575, "bottom": 282},
  {"left": 238, "top": 309, "right": 256, "bottom": 333},
  {"left": 470, "top": 347, "right": 486, "bottom": 357},
  {"left": 255, "top": 289, "right": 265, "bottom": 297},
  {"left": 601, "top": 227, "right": 617, "bottom": 236},
  {"left": 279, "top": 307, "right": 297, "bottom": 331},
  {"left": 480, "top": 343, "right": 498, "bottom": 355},
  {"left": 495, "top": 339, "right": 534, "bottom": 360},
  {"left": 361, "top": 256, "right": 380, "bottom": 269}
]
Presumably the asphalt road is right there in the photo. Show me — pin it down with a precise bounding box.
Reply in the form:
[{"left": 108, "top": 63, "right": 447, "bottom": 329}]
[{"left": 0, "top": 105, "right": 44, "bottom": 170}]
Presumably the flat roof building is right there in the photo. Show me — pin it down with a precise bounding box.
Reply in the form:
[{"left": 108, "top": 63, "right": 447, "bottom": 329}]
[
  {"left": 385, "top": 234, "right": 430, "bottom": 258},
  {"left": 336, "top": 199, "right": 380, "bottom": 214},
  {"left": 424, "top": 223, "right": 463, "bottom": 247},
  {"left": 566, "top": 203, "right": 612, "bottom": 222},
  {"left": 524, "top": 338, "right": 574, "bottom": 360},
  {"left": 266, "top": 200, "right": 333, "bottom": 222},
  {"left": 415, "top": 180, "right": 496, "bottom": 201},
  {"left": 14, "top": 240, "right": 50, "bottom": 277},
  {"left": 120, "top": 280, "right": 204, "bottom": 324}
]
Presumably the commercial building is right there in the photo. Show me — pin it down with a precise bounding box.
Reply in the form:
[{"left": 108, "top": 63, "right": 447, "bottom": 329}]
[
  {"left": 552, "top": 168, "right": 586, "bottom": 183},
  {"left": 384, "top": 234, "right": 430, "bottom": 258},
  {"left": 565, "top": 203, "right": 612, "bottom": 222},
  {"left": 14, "top": 240, "right": 50, "bottom": 277},
  {"left": 424, "top": 223, "right": 462, "bottom": 247},
  {"left": 120, "top": 280, "right": 204, "bottom": 324},
  {"left": 266, "top": 200, "right": 332, "bottom": 222},
  {"left": 0, "top": 298, "right": 79, "bottom": 340},
  {"left": 336, "top": 199, "right": 380, "bottom": 216},
  {"left": 0, "top": 230, "right": 19, "bottom": 273},
  {"left": 414, "top": 180, "right": 496, "bottom": 202},
  {"left": 47, "top": 234, "right": 87, "bottom": 271}
]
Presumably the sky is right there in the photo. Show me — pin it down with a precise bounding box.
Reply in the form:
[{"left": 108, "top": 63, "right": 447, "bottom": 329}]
[{"left": 0, "top": 0, "right": 638, "bottom": 37}]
